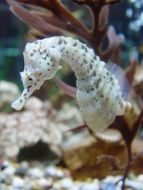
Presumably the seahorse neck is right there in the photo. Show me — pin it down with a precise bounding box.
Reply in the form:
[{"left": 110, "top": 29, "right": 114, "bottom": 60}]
[{"left": 54, "top": 37, "right": 95, "bottom": 79}]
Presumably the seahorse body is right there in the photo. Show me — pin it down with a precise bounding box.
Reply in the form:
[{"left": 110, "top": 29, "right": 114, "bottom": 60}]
[{"left": 12, "top": 36, "right": 130, "bottom": 133}]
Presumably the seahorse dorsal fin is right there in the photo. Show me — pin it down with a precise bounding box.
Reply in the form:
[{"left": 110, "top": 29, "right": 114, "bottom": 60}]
[{"left": 105, "top": 62, "right": 131, "bottom": 100}]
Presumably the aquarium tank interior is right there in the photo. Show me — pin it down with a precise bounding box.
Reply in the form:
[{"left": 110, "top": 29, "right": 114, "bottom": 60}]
[{"left": 0, "top": 0, "right": 143, "bottom": 189}]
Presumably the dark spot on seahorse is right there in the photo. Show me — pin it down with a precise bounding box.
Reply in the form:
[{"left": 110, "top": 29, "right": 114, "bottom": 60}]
[
  {"left": 73, "top": 42, "right": 77, "bottom": 46},
  {"left": 83, "top": 59, "right": 87, "bottom": 64},
  {"left": 111, "top": 81, "right": 114, "bottom": 86},
  {"left": 58, "top": 39, "right": 63, "bottom": 45},
  {"left": 106, "top": 97, "right": 109, "bottom": 101},
  {"left": 42, "top": 55, "right": 47, "bottom": 60},
  {"left": 93, "top": 71, "right": 96, "bottom": 76},
  {"left": 96, "top": 78, "right": 101, "bottom": 89},
  {"left": 51, "top": 57, "right": 54, "bottom": 62},
  {"left": 30, "top": 53, "right": 34, "bottom": 56},
  {"left": 87, "top": 90, "right": 89, "bottom": 93},
  {"left": 27, "top": 85, "right": 32, "bottom": 91},
  {"left": 91, "top": 59, "right": 94, "bottom": 63},
  {"left": 23, "top": 93, "right": 27, "bottom": 97},
  {"left": 38, "top": 48, "right": 41, "bottom": 54},
  {"left": 63, "top": 40, "right": 67, "bottom": 45},
  {"left": 20, "top": 99, "right": 22, "bottom": 103},
  {"left": 93, "top": 55, "right": 97, "bottom": 59},
  {"left": 90, "top": 64, "right": 93, "bottom": 70},
  {"left": 61, "top": 47, "right": 65, "bottom": 52},
  {"left": 110, "top": 76, "right": 114, "bottom": 81},
  {"left": 45, "top": 51, "right": 49, "bottom": 56},
  {"left": 81, "top": 45, "right": 88, "bottom": 53}
]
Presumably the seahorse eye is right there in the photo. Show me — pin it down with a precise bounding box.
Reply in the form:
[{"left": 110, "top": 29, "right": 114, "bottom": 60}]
[{"left": 28, "top": 77, "right": 33, "bottom": 81}]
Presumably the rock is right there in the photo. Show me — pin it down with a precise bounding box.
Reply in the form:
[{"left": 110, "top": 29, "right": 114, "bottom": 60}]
[
  {"left": 81, "top": 182, "right": 100, "bottom": 190},
  {"left": 0, "top": 184, "right": 16, "bottom": 190},
  {"left": 101, "top": 182, "right": 117, "bottom": 190},
  {"left": 0, "top": 160, "right": 9, "bottom": 170},
  {"left": 24, "top": 96, "right": 43, "bottom": 111},
  {"left": 15, "top": 162, "right": 28, "bottom": 177},
  {"left": 12, "top": 177, "right": 25, "bottom": 188},
  {"left": 45, "top": 165, "right": 65, "bottom": 178},
  {"left": 5, "top": 145, "right": 19, "bottom": 158},
  {"left": 62, "top": 131, "right": 127, "bottom": 179},
  {"left": 3, "top": 166, "right": 15, "bottom": 176},
  {"left": 0, "top": 81, "right": 20, "bottom": 111},
  {"left": 4, "top": 175, "right": 13, "bottom": 186},
  {"left": 56, "top": 177, "right": 74, "bottom": 189},
  {"left": 0, "top": 98, "right": 63, "bottom": 159},
  {"left": 45, "top": 165, "right": 58, "bottom": 177},
  {"left": 38, "top": 178, "right": 52, "bottom": 189},
  {"left": 57, "top": 103, "right": 83, "bottom": 129},
  {"left": 28, "top": 168, "right": 44, "bottom": 179}
]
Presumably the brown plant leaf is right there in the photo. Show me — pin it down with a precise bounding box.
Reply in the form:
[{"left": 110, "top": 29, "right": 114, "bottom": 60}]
[
  {"left": 99, "top": 5, "right": 109, "bottom": 30},
  {"left": 53, "top": 77, "right": 76, "bottom": 98},
  {"left": 102, "top": 26, "right": 124, "bottom": 63},
  {"left": 125, "top": 59, "right": 137, "bottom": 85},
  {"left": 7, "top": 0, "right": 63, "bottom": 36}
]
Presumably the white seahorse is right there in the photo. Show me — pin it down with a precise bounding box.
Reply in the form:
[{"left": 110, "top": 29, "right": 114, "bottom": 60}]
[{"left": 12, "top": 36, "right": 131, "bottom": 133}]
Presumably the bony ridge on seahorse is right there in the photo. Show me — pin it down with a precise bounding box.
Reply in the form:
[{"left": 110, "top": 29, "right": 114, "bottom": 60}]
[{"left": 12, "top": 36, "right": 132, "bottom": 133}]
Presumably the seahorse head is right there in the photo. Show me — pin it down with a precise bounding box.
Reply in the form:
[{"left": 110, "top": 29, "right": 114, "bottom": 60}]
[{"left": 12, "top": 40, "right": 61, "bottom": 110}]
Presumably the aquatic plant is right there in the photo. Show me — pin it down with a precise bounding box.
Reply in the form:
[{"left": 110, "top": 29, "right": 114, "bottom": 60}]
[{"left": 6, "top": 0, "right": 143, "bottom": 189}]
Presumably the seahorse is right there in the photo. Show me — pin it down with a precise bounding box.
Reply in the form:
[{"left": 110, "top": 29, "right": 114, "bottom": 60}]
[{"left": 12, "top": 36, "right": 131, "bottom": 133}]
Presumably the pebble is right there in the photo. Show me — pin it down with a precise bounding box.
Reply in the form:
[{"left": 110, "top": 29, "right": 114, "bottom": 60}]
[
  {"left": 0, "top": 160, "right": 9, "bottom": 170},
  {"left": 58, "top": 177, "right": 74, "bottom": 189},
  {"left": 45, "top": 165, "right": 65, "bottom": 178},
  {"left": 101, "top": 182, "right": 117, "bottom": 190},
  {"left": 45, "top": 165, "right": 57, "bottom": 177},
  {"left": 81, "top": 181, "right": 100, "bottom": 190},
  {"left": 38, "top": 178, "right": 52, "bottom": 188},
  {"left": 0, "top": 160, "right": 143, "bottom": 190},
  {"left": 28, "top": 168, "right": 43, "bottom": 179},
  {"left": 3, "top": 166, "right": 15, "bottom": 176},
  {"left": 15, "top": 162, "right": 28, "bottom": 177},
  {"left": 12, "top": 177, "right": 25, "bottom": 188}
]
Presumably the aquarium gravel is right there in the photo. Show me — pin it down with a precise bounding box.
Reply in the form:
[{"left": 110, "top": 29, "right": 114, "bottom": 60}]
[{"left": 0, "top": 160, "right": 143, "bottom": 190}]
